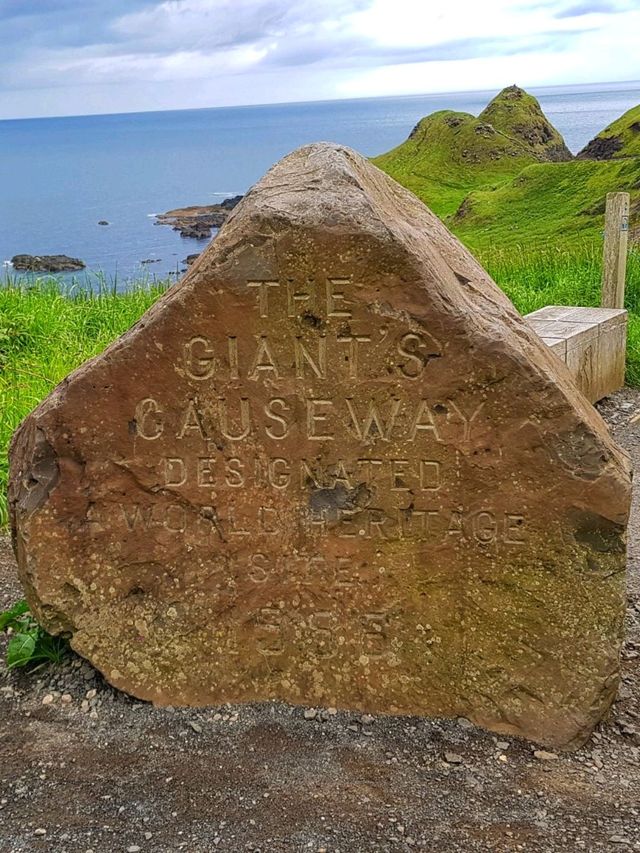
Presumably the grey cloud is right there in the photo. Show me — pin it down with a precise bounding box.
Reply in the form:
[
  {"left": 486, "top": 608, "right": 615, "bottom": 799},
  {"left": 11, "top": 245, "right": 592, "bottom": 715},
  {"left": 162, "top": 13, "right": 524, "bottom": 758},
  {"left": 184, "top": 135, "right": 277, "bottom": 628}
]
[
  {"left": 0, "top": 0, "right": 378, "bottom": 89},
  {"left": 0, "top": 0, "right": 626, "bottom": 109},
  {"left": 555, "top": 0, "right": 629, "bottom": 15},
  {"left": 109, "top": 0, "right": 374, "bottom": 53},
  {"left": 0, "top": 0, "right": 159, "bottom": 51},
  {"left": 261, "top": 29, "right": 591, "bottom": 69}
]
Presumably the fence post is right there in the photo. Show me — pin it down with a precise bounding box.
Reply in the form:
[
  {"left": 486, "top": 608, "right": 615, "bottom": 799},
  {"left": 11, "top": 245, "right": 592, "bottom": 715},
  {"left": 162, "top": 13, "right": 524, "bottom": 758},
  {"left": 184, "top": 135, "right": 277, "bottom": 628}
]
[{"left": 601, "top": 191, "right": 630, "bottom": 309}]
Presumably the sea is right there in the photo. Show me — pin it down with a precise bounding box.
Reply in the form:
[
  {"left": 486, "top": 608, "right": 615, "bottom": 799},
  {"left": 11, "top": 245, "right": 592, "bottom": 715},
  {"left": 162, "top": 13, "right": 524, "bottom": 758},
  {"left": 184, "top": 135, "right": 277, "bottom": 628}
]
[{"left": 1, "top": 80, "right": 639, "bottom": 288}]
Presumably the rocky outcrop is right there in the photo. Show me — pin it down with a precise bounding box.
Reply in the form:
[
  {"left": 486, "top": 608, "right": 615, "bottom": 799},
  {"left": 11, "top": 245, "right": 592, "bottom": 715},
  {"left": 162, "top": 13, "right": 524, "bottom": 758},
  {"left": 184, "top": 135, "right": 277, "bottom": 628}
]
[
  {"left": 156, "top": 197, "right": 243, "bottom": 240},
  {"left": 11, "top": 255, "right": 85, "bottom": 273},
  {"left": 578, "top": 104, "right": 640, "bottom": 160}
]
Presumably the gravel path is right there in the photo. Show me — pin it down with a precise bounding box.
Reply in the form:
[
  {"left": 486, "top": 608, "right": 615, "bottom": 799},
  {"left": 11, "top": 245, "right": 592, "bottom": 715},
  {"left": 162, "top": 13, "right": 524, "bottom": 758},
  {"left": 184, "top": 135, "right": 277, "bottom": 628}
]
[{"left": 1, "top": 390, "right": 640, "bottom": 853}]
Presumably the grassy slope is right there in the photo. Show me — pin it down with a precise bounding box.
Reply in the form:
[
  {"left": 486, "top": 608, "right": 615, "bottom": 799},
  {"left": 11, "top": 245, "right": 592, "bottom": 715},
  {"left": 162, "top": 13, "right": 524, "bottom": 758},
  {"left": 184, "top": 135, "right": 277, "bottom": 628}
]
[
  {"left": 453, "top": 157, "right": 640, "bottom": 250},
  {"left": 373, "top": 86, "right": 573, "bottom": 220},
  {"left": 375, "top": 86, "right": 640, "bottom": 249},
  {"left": 372, "top": 110, "right": 537, "bottom": 217}
]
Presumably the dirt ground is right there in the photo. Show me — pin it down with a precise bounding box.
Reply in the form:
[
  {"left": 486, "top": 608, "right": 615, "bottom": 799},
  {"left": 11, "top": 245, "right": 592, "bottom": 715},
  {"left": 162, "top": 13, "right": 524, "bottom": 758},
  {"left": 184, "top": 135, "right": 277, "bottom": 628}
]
[{"left": 1, "top": 390, "right": 640, "bottom": 853}]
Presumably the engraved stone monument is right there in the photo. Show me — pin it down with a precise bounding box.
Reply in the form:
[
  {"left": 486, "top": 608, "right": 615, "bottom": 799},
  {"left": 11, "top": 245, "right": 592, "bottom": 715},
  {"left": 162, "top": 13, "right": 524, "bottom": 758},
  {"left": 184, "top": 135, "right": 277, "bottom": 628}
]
[{"left": 9, "top": 144, "right": 632, "bottom": 748}]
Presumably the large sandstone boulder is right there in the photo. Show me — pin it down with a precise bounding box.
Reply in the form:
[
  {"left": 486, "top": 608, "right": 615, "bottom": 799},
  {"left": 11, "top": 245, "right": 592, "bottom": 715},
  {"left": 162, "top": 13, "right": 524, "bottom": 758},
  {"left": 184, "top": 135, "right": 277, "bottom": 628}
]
[{"left": 9, "top": 143, "right": 631, "bottom": 748}]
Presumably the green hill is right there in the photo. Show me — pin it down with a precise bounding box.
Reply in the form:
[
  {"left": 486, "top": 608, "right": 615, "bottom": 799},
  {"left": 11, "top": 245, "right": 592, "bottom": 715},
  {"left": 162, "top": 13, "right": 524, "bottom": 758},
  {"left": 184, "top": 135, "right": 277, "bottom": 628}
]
[
  {"left": 578, "top": 103, "right": 640, "bottom": 160},
  {"left": 374, "top": 85, "right": 640, "bottom": 250},
  {"left": 452, "top": 157, "right": 640, "bottom": 250},
  {"left": 372, "top": 85, "right": 572, "bottom": 218},
  {"left": 372, "top": 108, "right": 538, "bottom": 217},
  {"left": 478, "top": 85, "right": 572, "bottom": 162}
]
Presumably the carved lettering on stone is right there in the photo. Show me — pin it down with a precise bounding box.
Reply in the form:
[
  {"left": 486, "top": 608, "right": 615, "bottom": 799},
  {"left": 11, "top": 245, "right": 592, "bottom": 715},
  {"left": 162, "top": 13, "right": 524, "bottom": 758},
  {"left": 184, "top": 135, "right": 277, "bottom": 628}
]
[{"left": 9, "top": 143, "right": 631, "bottom": 749}]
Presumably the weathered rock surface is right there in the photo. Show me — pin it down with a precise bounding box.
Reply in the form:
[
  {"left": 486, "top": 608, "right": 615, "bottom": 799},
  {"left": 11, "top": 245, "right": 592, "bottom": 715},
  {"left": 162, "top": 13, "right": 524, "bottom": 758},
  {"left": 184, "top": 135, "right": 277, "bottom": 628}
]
[
  {"left": 11, "top": 254, "right": 85, "bottom": 273},
  {"left": 9, "top": 143, "right": 632, "bottom": 748}
]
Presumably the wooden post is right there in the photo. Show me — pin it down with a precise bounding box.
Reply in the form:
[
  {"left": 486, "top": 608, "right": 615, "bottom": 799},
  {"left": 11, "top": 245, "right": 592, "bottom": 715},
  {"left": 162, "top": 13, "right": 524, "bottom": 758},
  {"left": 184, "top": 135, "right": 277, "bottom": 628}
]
[{"left": 601, "top": 191, "right": 630, "bottom": 309}]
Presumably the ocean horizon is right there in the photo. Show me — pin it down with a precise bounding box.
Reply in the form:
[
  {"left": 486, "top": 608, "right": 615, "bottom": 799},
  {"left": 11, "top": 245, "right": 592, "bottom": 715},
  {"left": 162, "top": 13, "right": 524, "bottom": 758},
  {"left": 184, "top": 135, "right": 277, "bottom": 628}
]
[{"left": 2, "top": 80, "right": 640, "bottom": 286}]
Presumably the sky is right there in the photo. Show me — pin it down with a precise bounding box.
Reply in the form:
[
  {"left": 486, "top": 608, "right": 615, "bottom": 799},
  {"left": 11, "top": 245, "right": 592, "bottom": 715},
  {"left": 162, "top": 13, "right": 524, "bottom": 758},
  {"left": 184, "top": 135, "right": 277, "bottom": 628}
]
[{"left": 1, "top": 0, "right": 640, "bottom": 119}]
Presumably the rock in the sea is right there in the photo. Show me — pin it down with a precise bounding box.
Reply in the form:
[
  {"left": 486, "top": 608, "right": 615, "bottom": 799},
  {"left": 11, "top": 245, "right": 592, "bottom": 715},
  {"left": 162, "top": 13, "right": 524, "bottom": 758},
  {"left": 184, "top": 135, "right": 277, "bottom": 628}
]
[
  {"left": 9, "top": 143, "right": 631, "bottom": 749},
  {"left": 155, "top": 199, "right": 243, "bottom": 240},
  {"left": 11, "top": 254, "right": 85, "bottom": 273},
  {"left": 183, "top": 254, "right": 200, "bottom": 266},
  {"left": 98, "top": 220, "right": 110, "bottom": 226}
]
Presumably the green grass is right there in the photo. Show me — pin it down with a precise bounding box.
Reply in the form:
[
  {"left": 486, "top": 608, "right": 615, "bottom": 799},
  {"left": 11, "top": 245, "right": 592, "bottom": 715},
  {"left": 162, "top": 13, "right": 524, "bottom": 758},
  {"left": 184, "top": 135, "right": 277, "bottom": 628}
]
[
  {"left": 2, "top": 246, "right": 640, "bottom": 528},
  {"left": 373, "top": 86, "right": 640, "bottom": 250},
  {"left": 0, "top": 278, "right": 167, "bottom": 527},
  {"left": 372, "top": 109, "right": 538, "bottom": 218},
  {"left": 452, "top": 158, "right": 640, "bottom": 250},
  {"left": 372, "top": 86, "right": 575, "bottom": 222},
  {"left": 376, "top": 143, "right": 640, "bottom": 250}
]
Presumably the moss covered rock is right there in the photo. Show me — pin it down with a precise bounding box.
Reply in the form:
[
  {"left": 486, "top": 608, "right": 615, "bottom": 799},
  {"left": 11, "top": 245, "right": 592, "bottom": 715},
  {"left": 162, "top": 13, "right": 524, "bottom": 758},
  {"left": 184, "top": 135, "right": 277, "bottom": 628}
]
[
  {"left": 478, "top": 85, "right": 573, "bottom": 163},
  {"left": 578, "top": 104, "right": 640, "bottom": 161}
]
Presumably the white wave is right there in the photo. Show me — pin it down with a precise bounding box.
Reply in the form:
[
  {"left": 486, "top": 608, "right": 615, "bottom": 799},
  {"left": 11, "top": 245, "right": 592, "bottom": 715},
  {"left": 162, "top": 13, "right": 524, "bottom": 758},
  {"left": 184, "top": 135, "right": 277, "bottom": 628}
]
[{"left": 3, "top": 260, "right": 13, "bottom": 268}]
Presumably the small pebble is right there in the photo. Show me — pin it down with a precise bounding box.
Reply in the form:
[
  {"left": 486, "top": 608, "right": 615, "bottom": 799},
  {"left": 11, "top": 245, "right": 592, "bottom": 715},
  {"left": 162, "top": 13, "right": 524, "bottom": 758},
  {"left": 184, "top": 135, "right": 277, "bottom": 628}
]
[
  {"left": 34, "top": 828, "right": 46, "bottom": 836},
  {"left": 42, "top": 694, "right": 54, "bottom": 706},
  {"left": 533, "top": 750, "right": 559, "bottom": 761},
  {"left": 303, "top": 708, "right": 317, "bottom": 720},
  {"left": 188, "top": 721, "right": 202, "bottom": 733},
  {"left": 444, "top": 751, "right": 464, "bottom": 764}
]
